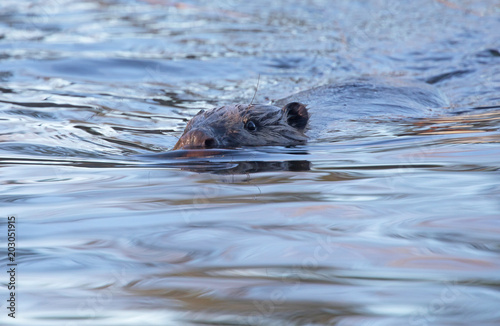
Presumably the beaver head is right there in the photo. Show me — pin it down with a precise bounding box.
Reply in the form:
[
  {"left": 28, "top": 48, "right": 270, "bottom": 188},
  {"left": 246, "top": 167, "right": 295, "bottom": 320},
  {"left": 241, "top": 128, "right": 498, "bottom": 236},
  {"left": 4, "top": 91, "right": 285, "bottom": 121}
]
[{"left": 173, "top": 102, "right": 309, "bottom": 150}]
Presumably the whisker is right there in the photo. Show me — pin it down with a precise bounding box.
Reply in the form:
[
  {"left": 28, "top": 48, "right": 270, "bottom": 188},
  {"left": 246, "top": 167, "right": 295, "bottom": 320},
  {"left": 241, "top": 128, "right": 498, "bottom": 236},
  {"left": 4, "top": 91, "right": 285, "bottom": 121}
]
[{"left": 249, "top": 74, "right": 261, "bottom": 106}]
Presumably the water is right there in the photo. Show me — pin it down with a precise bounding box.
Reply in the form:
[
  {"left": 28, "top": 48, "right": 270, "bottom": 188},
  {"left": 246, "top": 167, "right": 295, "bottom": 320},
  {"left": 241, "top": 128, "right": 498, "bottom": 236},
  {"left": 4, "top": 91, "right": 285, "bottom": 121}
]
[{"left": 1, "top": 0, "right": 500, "bottom": 325}]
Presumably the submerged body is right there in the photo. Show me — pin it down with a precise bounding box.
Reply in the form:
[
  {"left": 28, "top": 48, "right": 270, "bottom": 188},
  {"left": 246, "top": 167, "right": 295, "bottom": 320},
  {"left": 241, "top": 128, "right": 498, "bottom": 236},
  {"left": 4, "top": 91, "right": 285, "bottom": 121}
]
[{"left": 173, "top": 78, "right": 449, "bottom": 150}]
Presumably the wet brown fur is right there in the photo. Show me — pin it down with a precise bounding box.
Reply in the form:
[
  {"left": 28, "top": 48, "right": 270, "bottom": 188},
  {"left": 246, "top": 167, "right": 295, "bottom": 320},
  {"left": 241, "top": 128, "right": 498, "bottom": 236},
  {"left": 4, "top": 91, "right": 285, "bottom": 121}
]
[{"left": 173, "top": 103, "right": 309, "bottom": 150}]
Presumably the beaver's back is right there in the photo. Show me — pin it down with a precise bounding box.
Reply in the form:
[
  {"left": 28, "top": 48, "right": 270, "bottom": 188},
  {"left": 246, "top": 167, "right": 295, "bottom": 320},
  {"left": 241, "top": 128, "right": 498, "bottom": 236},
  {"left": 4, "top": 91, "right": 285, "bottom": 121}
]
[{"left": 274, "top": 78, "right": 448, "bottom": 138}]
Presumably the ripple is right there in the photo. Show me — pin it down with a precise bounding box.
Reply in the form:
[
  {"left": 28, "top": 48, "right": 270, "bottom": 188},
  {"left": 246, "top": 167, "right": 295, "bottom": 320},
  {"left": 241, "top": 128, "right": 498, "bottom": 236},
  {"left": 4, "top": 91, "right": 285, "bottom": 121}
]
[
  {"left": 384, "top": 214, "right": 500, "bottom": 256},
  {"left": 2, "top": 0, "right": 500, "bottom": 325}
]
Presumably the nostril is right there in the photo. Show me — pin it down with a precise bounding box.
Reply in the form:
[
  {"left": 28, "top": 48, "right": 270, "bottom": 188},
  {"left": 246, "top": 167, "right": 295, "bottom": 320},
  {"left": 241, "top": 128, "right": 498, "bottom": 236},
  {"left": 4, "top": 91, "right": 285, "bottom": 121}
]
[
  {"left": 204, "top": 138, "right": 216, "bottom": 148},
  {"left": 173, "top": 129, "right": 216, "bottom": 150}
]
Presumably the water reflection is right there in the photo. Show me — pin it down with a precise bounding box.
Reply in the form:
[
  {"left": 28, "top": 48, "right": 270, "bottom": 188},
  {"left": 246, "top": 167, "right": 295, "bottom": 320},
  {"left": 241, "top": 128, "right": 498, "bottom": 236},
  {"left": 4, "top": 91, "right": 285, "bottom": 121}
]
[{"left": 1, "top": 0, "right": 500, "bottom": 325}]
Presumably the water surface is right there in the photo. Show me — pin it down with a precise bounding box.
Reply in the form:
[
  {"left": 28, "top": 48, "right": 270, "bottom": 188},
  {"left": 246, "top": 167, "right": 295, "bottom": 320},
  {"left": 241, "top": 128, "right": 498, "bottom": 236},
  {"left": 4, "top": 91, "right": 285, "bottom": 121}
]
[{"left": 1, "top": 0, "right": 500, "bottom": 325}]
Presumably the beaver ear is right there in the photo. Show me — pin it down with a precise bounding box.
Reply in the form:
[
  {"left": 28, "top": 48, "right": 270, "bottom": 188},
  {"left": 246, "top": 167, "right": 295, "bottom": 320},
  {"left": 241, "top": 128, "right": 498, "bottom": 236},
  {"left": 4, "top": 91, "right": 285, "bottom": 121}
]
[{"left": 282, "top": 102, "right": 309, "bottom": 131}]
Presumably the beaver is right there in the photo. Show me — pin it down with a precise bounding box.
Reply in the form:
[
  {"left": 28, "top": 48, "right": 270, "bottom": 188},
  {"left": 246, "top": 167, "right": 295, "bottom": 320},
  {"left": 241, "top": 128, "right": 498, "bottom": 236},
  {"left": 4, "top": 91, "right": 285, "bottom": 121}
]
[{"left": 172, "top": 78, "right": 449, "bottom": 150}]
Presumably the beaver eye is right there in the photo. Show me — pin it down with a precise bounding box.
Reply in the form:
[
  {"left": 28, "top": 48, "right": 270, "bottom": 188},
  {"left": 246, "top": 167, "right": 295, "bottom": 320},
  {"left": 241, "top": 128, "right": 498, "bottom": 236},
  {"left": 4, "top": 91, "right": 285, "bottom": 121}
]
[{"left": 244, "top": 120, "right": 257, "bottom": 131}]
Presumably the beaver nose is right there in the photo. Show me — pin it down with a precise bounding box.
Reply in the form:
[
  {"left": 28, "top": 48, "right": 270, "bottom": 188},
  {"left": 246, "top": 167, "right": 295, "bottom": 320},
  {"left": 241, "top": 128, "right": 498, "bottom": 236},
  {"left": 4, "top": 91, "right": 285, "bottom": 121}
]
[{"left": 173, "top": 129, "right": 217, "bottom": 150}]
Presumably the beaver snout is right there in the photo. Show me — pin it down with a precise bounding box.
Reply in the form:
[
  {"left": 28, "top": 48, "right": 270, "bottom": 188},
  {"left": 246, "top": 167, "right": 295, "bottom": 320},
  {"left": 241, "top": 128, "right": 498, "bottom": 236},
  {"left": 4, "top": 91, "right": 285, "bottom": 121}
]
[{"left": 173, "top": 129, "right": 217, "bottom": 150}]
